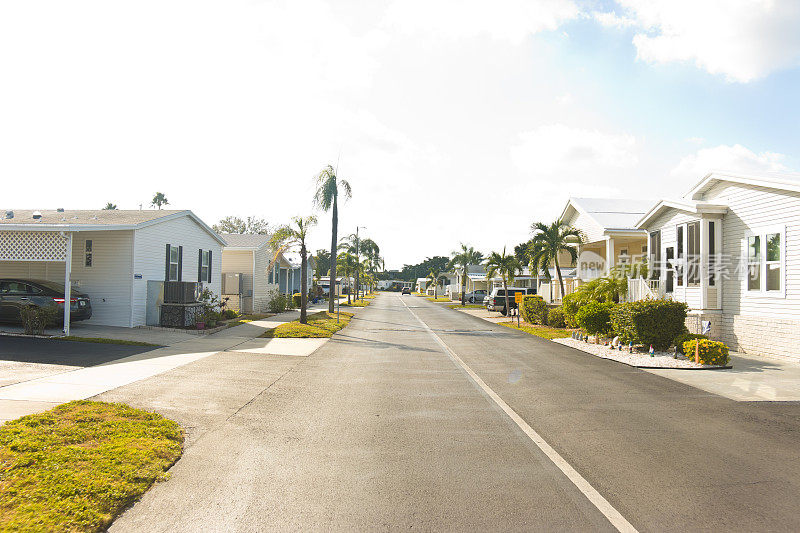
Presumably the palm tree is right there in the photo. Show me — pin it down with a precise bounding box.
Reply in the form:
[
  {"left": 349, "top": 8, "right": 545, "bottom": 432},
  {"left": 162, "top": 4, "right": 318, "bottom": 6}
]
[
  {"left": 313, "top": 165, "right": 352, "bottom": 312},
  {"left": 448, "top": 243, "right": 483, "bottom": 306},
  {"left": 103, "top": 202, "right": 117, "bottom": 210},
  {"left": 270, "top": 215, "right": 317, "bottom": 323},
  {"left": 527, "top": 239, "right": 551, "bottom": 296},
  {"left": 485, "top": 247, "right": 523, "bottom": 316},
  {"left": 336, "top": 251, "right": 357, "bottom": 304},
  {"left": 529, "top": 218, "right": 582, "bottom": 299},
  {"left": 151, "top": 192, "right": 169, "bottom": 209},
  {"left": 425, "top": 269, "right": 441, "bottom": 299}
]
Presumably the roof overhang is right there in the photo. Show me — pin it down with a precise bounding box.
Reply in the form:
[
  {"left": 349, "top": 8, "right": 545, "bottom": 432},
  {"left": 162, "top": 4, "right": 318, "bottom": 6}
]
[
  {"left": 635, "top": 200, "right": 728, "bottom": 229},
  {"left": 686, "top": 170, "right": 800, "bottom": 200}
]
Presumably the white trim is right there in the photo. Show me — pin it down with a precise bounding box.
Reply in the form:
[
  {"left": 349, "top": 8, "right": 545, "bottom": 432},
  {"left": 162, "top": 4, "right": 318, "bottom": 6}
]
[
  {"left": 635, "top": 200, "right": 728, "bottom": 229},
  {"left": 687, "top": 170, "right": 800, "bottom": 200}
]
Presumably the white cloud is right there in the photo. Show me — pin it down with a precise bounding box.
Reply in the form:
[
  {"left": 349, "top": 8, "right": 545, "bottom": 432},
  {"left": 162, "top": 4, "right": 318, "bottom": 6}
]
[
  {"left": 384, "top": 0, "right": 580, "bottom": 44},
  {"left": 511, "top": 124, "right": 638, "bottom": 174},
  {"left": 592, "top": 10, "right": 636, "bottom": 28},
  {"left": 671, "top": 144, "right": 790, "bottom": 184},
  {"left": 612, "top": 0, "right": 800, "bottom": 82}
]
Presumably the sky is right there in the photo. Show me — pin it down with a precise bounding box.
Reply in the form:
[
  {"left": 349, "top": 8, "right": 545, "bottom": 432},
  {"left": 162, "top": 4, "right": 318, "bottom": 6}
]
[{"left": 2, "top": 0, "right": 800, "bottom": 270}]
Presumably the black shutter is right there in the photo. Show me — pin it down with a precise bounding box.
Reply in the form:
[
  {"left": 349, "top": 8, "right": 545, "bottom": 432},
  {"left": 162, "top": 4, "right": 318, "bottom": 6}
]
[
  {"left": 207, "top": 250, "right": 213, "bottom": 282},
  {"left": 178, "top": 246, "right": 183, "bottom": 281},
  {"left": 198, "top": 249, "right": 203, "bottom": 282},
  {"left": 165, "top": 243, "right": 171, "bottom": 281}
]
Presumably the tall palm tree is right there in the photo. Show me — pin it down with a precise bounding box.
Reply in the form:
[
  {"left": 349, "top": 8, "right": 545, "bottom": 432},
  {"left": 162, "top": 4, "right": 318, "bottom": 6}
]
[
  {"left": 270, "top": 215, "right": 317, "bottom": 324},
  {"left": 448, "top": 243, "right": 483, "bottom": 306},
  {"left": 529, "top": 218, "right": 582, "bottom": 299},
  {"left": 527, "top": 239, "right": 551, "bottom": 296},
  {"left": 484, "top": 247, "right": 523, "bottom": 316},
  {"left": 313, "top": 165, "right": 352, "bottom": 312}
]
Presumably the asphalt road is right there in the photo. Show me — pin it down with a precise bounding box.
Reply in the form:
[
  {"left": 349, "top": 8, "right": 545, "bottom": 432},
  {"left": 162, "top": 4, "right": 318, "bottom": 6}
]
[{"left": 100, "top": 293, "right": 800, "bottom": 532}]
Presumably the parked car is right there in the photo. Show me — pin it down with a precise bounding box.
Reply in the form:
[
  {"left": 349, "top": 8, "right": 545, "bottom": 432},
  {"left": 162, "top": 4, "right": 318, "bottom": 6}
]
[
  {"left": 0, "top": 279, "right": 92, "bottom": 324},
  {"left": 485, "top": 287, "right": 536, "bottom": 316},
  {"left": 401, "top": 287, "right": 411, "bottom": 295},
  {"left": 464, "top": 289, "right": 487, "bottom": 303}
]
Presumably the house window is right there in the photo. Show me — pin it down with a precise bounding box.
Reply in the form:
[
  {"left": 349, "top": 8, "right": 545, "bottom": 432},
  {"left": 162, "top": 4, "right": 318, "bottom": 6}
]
[
  {"left": 744, "top": 226, "right": 785, "bottom": 295},
  {"left": 766, "top": 232, "right": 782, "bottom": 291},
  {"left": 168, "top": 245, "right": 180, "bottom": 281},
  {"left": 747, "top": 236, "right": 761, "bottom": 290},
  {"left": 649, "top": 231, "right": 661, "bottom": 279},
  {"left": 618, "top": 248, "right": 629, "bottom": 265},
  {"left": 84, "top": 240, "right": 93, "bottom": 267},
  {"left": 200, "top": 250, "right": 210, "bottom": 282},
  {"left": 708, "top": 221, "right": 716, "bottom": 287},
  {"left": 687, "top": 221, "right": 700, "bottom": 286},
  {"left": 676, "top": 225, "right": 684, "bottom": 287}
]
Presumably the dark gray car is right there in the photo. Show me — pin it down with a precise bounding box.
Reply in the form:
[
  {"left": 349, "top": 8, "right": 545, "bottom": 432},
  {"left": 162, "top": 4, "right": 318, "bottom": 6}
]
[{"left": 0, "top": 279, "right": 92, "bottom": 323}]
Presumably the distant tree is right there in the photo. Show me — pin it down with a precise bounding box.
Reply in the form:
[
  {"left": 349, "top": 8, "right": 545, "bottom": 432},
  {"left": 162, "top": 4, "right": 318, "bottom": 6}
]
[
  {"left": 103, "top": 203, "right": 117, "bottom": 210},
  {"left": 336, "top": 251, "right": 358, "bottom": 304},
  {"left": 485, "top": 247, "right": 523, "bottom": 316},
  {"left": 400, "top": 256, "right": 449, "bottom": 282},
  {"left": 529, "top": 218, "right": 582, "bottom": 298},
  {"left": 514, "top": 239, "right": 533, "bottom": 264},
  {"left": 313, "top": 164, "right": 352, "bottom": 313},
  {"left": 151, "top": 192, "right": 169, "bottom": 210},
  {"left": 270, "top": 215, "right": 317, "bottom": 324},
  {"left": 425, "top": 268, "right": 444, "bottom": 299},
  {"left": 213, "top": 216, "right": 270, "bottom": 235},
  {"left": 313, "top": 249, "right": 331, "bottom": 278},
  {"left": 449, "top": 244, "right": 484, "bottom": 306}
]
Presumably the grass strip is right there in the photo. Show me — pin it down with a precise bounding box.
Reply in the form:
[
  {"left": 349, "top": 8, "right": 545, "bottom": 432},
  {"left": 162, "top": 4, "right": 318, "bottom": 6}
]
[
  {"left": 426, "top": 297, "right": 451, "bottom": 302},
  {"left": 0, "top": 400, "right": 183, "bottom": 532},
  {"left": 59, "top": 336, "right": 160, "bottom": 347},
  {"left": 259, "top": 311, "right": 353, "bottom": 338},
  {"left": 499, "top": 321, "right": 574, "bottom": 340},
  {"left": 341, "top": 298, "right": 370, "bottom": 307},
  {"left": 447, "top": 303, "right": 485, "bottom": 309}
]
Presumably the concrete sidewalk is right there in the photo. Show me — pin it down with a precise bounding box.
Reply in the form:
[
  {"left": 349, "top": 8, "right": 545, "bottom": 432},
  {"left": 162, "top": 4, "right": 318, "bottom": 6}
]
[{"left": 0, "top": 306, "right": 333, "bottom": 424}]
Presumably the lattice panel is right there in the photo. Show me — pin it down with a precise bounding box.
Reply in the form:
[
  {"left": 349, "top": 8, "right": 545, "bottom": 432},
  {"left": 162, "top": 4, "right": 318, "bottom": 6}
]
[{"left": 0, "top": 231, "right": 68, "bottom": 261}]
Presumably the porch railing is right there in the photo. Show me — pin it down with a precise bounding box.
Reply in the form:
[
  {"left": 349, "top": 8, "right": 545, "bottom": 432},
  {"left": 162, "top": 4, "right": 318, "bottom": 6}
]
[{"left": 626, "top": 277, "right": 658, "bottom": 302}]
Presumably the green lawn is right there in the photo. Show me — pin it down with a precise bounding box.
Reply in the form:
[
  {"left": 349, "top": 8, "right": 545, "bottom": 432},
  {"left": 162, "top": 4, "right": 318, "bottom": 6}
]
[
  {"left": 448, "top": 303, "right": 485, "bottom": 309},
  {"left": 259, "top": 311, "right": 353, "bottom": 338},
  {"left": 60, "top": 336, "right": 160, "bottom": 347},
  {"left": 0, "top": 401, "right": 183, "bottom": 532},
  {"left": 341, "top": 298, "right": 370, "bottom": 307},
  {"left": 499, "top": 321, "right": 574, "bottom": 340},
  {"left": 426, "top": 297, "right": 452, "bottom": 302}
]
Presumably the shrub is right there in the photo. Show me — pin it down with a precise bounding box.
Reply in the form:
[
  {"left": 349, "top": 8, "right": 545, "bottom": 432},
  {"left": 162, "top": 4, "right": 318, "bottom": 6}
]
[
  {"left": 682, "top": 339, "right": 730, "bottom": 366},
  {"left": 20, "top": 305, "right": 56, "bottom": 335},
  {"left": 520, "top": 295, "right": 548, "bottom": 325},
  {"left": 546, "top": 307, "right": 566, "bottom": 328},
  {"left": 575, "top": 301, "right": 614, "bottom": 336},
  {"left": 610, "top": 299, "right": 688, "bottom": 350},
  {"left": 222, "top": 309, "right": 237, "bottom": 320},
  {"left": 292, "top": 293, "right": 302, "bottom": 308},
  {"left": 267, "top": 289, "right": 288, "bottom": 313},
  {"left": 673, "top": 333, "right": 708, "bottom": 355},
  {"left": 560, "top": 292, "right": 584, "bottom": 328}
]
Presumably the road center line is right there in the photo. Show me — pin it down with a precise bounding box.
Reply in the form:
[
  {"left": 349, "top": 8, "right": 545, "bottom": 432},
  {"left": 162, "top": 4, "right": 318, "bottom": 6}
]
[{"left": 399, "top": 296, "right": 638, "bottom": 533}]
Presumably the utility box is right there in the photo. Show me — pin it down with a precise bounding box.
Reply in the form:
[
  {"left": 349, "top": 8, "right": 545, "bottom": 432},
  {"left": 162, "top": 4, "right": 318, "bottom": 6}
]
[{"left": 222, "top": 273, "right": 242, "bottom": 295}]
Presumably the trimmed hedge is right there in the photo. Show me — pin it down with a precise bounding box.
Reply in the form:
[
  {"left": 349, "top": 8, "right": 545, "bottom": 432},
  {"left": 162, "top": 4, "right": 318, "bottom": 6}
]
[
  {"left": 610, "top": 299, "right": 688, "bottom": 350},
  {"left": 520, "top": 295, "right": 548, "bottom": 325},
  {"left": 683, "top": 339, "right": 730, "bottom": 366},
  {"left": 673, "top": 333, "right": 708, "bottom": 355},
  {"left": 547, "top": 307, "right": 567, "bottom": 328},
  {"left": 575, "top": 301, "right": 614, "bottom": 336},
  {"left": 560, "top": 292, "right": 582, "bottom": 328}
]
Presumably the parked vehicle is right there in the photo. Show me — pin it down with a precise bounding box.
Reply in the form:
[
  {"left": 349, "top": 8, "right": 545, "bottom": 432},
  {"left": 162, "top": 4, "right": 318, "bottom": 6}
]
[
  {"left": 0, "top": 279, "right": 92, "bottom": 324},
  {"left": 485, "top": 287, "right": 536, "bottom": 316},
  {"left": 464, "top": 289, "right": 487, "bottom": 303},
  {"left": 401, "top": 287, "right": 411, "bottom": 295}
]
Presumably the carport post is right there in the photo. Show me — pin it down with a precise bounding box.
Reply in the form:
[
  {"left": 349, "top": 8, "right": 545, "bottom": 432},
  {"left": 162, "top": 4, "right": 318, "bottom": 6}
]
[{"left": 63, "top": 232, "right": 73, "bottom": 336}]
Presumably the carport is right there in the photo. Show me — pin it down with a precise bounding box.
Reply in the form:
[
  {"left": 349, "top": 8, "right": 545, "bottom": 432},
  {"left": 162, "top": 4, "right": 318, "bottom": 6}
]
[{"left": 0, "top": 227, "right": 75, "bottom": 335}]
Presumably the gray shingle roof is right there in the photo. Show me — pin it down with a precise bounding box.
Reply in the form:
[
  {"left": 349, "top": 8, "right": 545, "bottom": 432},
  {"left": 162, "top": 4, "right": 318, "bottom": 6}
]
[
  {"left": 0, "top": 209, "right": 185, "bottom": 226},
  {"left": 220, "top": 233, "right": 272, "bottom": 249}
]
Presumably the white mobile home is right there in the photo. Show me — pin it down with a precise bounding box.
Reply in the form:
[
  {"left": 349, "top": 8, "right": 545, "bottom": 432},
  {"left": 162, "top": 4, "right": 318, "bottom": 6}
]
[
  {"left": 220, "top": 234, "right": 294, "bottom": 313},
  {"left": 635, "top": 171, "right": 800, "bottom": 362},
  {"left": 0, "top": 209, "right": 224, "bottom": 330}
]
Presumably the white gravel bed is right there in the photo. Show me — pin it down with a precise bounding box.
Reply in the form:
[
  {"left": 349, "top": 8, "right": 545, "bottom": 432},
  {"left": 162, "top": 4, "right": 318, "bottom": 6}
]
[{"left": 553, "top": 337, "right": 726, "bottom": 369}]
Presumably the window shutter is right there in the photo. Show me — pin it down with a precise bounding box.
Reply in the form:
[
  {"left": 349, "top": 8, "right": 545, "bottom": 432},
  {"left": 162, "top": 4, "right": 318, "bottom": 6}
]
[
  {"left": 178, "top": 246, "right": 183, "bottom": 281},
  {"left": 208, "top": 250, "right": 213, "bottom": 282},
  {"left": 198, "top": 249, "right": 203, "bottom": 282},
  {"left": 165, "top": 243, "right": 171, "bottom": 281}
]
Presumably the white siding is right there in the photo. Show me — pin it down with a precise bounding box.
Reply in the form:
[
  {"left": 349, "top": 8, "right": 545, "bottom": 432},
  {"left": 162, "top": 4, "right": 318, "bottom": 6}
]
[
  {"left": 132, "top": 216, "right": 222, "bottom": 327},
  {"left": 566, "top": 208, "right": 605, "bottom": 244},
  {"left": 253, "top": 246, "right": 277, "bottom": 313},
  {"left": 703, "top": 181, "right": 800, "bottom": 320}
]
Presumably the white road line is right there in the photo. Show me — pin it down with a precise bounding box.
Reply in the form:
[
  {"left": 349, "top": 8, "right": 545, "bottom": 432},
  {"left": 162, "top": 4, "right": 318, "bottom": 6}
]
[{"left": 400, "top": 296, "right": 638, "bottom": 533}]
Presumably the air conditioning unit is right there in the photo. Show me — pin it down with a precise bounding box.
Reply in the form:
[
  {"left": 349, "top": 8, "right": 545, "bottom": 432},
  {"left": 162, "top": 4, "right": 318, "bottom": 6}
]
[{"left": 163, "top": 281, "right": 199, "bottom": 304}]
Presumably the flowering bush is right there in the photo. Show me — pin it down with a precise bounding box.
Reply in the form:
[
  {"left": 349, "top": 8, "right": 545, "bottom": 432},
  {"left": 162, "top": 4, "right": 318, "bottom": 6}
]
[
  {"left": 673, "top": 333, "right": 708, "bottom": 355},
  {"left": 682, "top": 339, "right": 730, "bottom": 366}
]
